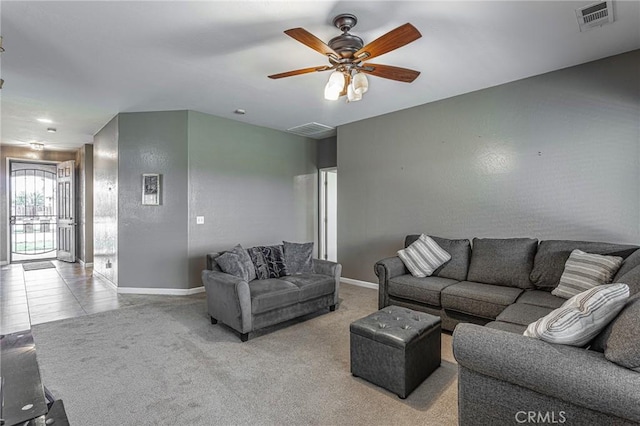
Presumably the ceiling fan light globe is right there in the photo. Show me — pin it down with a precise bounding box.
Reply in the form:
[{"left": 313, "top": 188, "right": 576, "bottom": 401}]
[
  {"left": 324, "top": 81, "right": 341, "bottom": 101},
  {"left": 328, "top": 71, "right": 346, "bottom": 87},
  {"left": 347, "top": 83, "right": 362, "bottom": 102},
  {"left": 353, "top": 72, "right": 368, "bottom": 95}
]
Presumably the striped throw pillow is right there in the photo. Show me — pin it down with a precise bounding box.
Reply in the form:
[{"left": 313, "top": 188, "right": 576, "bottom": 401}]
[
  {"left": 551, "top": 249, "right": 623, "bottom": 299},
  {"left": 524, "top": 283, "right": 629, "bottom": 346},
  {"left": 397, "top": 234, "right": 451, "bottom": 278}
]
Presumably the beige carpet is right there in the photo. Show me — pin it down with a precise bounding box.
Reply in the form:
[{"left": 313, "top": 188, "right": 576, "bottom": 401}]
[{"left": 32, "top": 283, "right": 458, "bottom": 425}]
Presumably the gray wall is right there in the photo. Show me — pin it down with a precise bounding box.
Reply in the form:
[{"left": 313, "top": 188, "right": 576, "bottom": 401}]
[
  {"left": 117, "top": 111, "right": 189, "bottom": 289},
  {"left": 317, "top": 136, "right": 337, "bottom": 169},
  {"left": 76, "top": 144, "right": 94, "bottom": 264},
  {"left": 187, "top": 111, "right": 318, "bottom": 287},
  {"left": 93, "top": 116, "right": 119, "bottom": 284},
  {"left": 0, "top": 145, "right": 77, "bottom": 263},
  {"left": 338, "top": 50, "right": 640, "bottom": 282}
]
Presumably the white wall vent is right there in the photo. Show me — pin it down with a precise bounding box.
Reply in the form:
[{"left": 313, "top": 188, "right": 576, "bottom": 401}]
[
  {"left": 287, "top": 122, "right": 336, "bottom": 138},
  {"left": 576, "top": 1, "right": 614, "bottom": 32}
]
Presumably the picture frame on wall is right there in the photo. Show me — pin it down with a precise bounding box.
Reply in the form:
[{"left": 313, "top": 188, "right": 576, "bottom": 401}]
[{"left": 142, "top": 173, "right": 161, "bottom": 205}]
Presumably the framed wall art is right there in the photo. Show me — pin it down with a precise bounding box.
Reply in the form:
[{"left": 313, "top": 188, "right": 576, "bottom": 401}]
[{"left": 142, "top": 173, "right": 161, "bottom": 205}]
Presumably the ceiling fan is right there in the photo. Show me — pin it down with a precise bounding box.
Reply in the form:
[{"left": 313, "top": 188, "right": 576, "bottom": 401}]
[{"left": 268, "top": 14, "right": 422, "bottom": 102}]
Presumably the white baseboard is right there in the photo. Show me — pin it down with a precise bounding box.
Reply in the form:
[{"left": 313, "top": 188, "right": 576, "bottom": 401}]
[
  {"left": 117, "top": 286, "right": 205, "bottom": 296},
  {"left": 94, "top": 270, "right": 118, "bottom": 291},
  {"left": 78, "top": 259, "right": 94, "bottom": 268},
  {"left": 341, "top": 277, "right": 379, "bottom": 290}
]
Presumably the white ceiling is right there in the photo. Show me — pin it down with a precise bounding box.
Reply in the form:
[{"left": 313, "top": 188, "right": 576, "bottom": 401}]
[{"left": 1, "top": 1, "right": 639, "bottom": 150}]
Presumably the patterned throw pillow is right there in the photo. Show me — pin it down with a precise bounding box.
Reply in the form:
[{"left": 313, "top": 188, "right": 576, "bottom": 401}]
[
  {"left": 397, "top": 234, "right": 451, "bottom": 278},
  {"left": 552, "top": 250, "right": 623, "bottom": 299},
  {"left": 524, "top": 283, "right": 629, "bottom": 346},
  {"left": 216, "top": 252, "right": 249, "bottom": 282},
  {"left": 283, "top": 241, "right": 314, "bottom": 275},
  {"left": 231, "top": 244, "right": 257, "bottom": 282},
  {"left": 248, "top": 245, "right": 289, "bottom": 279}
]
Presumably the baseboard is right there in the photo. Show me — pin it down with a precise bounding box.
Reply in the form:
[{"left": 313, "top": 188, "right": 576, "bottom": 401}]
[
  {"left": 78, "top": 259, "right": 94, "bottom": 268},
  {"left": 117, "top": 286, "right": 205, "bottom": 296},
  {"left": 93, "top": 270, "right": 118, "bottom": 291},
  {"left": 341, "top": 277, "right": 379, "bottom": 290}
]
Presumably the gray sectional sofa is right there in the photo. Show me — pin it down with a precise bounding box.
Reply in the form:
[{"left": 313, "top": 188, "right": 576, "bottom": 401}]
[
  {"left": 376, "top": 235, "right": 640, "bottom": 424},
  {"left": 202, "top": 251, "right": 341, "bottom": 341}
]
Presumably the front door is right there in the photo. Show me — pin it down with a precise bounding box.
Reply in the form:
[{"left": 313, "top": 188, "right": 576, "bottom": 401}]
[{"left": 56, "top": 160, "right": 76, "bottom": 262}]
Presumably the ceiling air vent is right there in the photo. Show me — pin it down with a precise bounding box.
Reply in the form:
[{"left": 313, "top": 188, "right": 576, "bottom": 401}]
[
  {"left": 576, "top": 1, "right": 614, "bottom": 32},
  {"left": 287, "top": 122, "right": 336, "bottom": 139}
]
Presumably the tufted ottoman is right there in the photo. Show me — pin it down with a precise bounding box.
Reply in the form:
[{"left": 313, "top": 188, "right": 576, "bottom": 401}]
[{"left": 350, "top": 305, "right": 441, "bottom": 398}]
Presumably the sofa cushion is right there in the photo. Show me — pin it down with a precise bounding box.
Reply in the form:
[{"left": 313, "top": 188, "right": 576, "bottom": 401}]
[
  {"left": 496, "top": 303, "right": 554, "bottom": 326},
  {"left": 515, "top": 290, "right": 565, "bottom": 309},
  {"left": 398, "top": 234, "right": 451, "bottom": 277},
  {"left": 524, "top": 283, "right": 630, "bottom": 347},
  {"left": 405, "top": 235, "right": 471, "bottom": 281},
  {"left": 466, "top": 238, "right": 538, "bottom": 289},
  {"left": 530, "top": 240, "right": 638, "bottom": 290},
  {"left": 484, "top": 321, "right": 527, "bottom": 334},
  {"left": 552, "top": 250, "right": 623, "bottom": 299},
  {"left": 591, "top": 293, "right": 640, "bottom": 351},
  {"left": 388, "top": 275, "right": 459, "bottom": 307},
  {"left": 249, "top": 279, "right": 299, "bottom": 314},
  {"left": 441, "top": 281, "right": 523, "bottom": 319},
  {"left": 283, "top": 241, "right": 314, "bottom": 275},
  {"left": 249, "top": 245, "right": 289, "bottom": 279},
  {"left": 601, "top": 294, "right": 640, "bottom": 371},
  {"left": 216, "top": 252, "right": 249, "bottom": 282},
  {"left": 231, "top": 244, "right": 257, "bottom": 282},
  {"left": 282, "top": 274, "right": 334, "bottom": 303},
  {"left": 613, "top": 264, "right": 640, "bottom": 296},
  {"left": 613, "top": 248, "right": 640, "bottom": 282}
]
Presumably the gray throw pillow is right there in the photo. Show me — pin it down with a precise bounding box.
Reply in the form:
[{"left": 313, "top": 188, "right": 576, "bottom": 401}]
[
  {"left": 404, "top": 235, "right": 471, "bottom": 281},
  {"left": 283, "top": 241, "right": 314, "bottom": 275},
  {"left": 467, "top": 238, "right": 538, "bottom": 289},
  {"left": 249, "top": 245, "right": 289, "bottom": 279},
  {"left": 231, "top": 244, "right": 256, "bottom": 282},
  {"left": 216, "top": 252, "right": 249, "bottom": 282}
]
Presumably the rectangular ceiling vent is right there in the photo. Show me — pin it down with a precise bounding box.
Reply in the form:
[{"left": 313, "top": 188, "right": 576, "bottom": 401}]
[
  {"left": 287, "top": 122, "right": 336, "bottom": 138},
  {"left": 576, "top": 1, "right": 614, "bottom": 32}
]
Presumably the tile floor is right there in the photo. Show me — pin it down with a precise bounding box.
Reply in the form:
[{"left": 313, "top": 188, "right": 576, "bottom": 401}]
[{"left": 1, "top": 260, "right": 140, "bottom": 335}]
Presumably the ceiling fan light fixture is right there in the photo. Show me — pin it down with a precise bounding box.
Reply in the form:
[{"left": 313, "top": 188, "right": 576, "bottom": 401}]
[
  {"left": 324, "top": 71, "right": 345, "bottom": 101},
  {"left": 347, "top": 83, "right": 362, "bottom": 102},
  {"left": 353, "top": 72, "right": 368, "bottom": 95}
]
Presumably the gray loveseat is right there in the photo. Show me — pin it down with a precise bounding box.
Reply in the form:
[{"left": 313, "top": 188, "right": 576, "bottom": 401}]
[
  {"left": 202, "top": 250, "right": 341, "bottom": 341},
  {"left": 376, "top": 235, "right": 640, "bottom": 424}
]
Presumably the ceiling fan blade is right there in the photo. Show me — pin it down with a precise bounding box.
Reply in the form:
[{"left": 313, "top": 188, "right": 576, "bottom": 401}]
[
  {"left": 360, "top": 63, "right": 420, "bottom": 83},
  {"left": 268, "top": 66, "right": 331, "bottom": 79},
  {"left": 354, "top": 23, "right": 421, "bottom": 61},
  {"left": 284, "top": 28, "right": 339, "bottom": 59}
]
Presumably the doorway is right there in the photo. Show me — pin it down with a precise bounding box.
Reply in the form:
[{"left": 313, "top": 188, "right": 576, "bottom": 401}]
[
  {"left": 319, "top": 168, "right": 337, "bottom": 261},
  {"left": 9, "top": 161, "right": 58, "bottom": 262}
]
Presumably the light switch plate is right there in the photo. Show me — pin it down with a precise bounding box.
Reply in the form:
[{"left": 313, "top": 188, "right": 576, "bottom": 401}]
[{"left": 196, "top": 216, "right": 205, "bottom": 225}]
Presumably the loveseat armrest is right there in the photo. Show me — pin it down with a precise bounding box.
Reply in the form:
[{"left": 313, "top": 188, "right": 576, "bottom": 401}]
[
  {"left": 312, "top": 259, "right": 342, "bottom": 306},
  {"left": 374, "top": 256, "right": 407, "bottom": 309},
  {"left": 453, "top": 323, "right": 640, "bottom": 423},
  {"left": 201, "top": 270, "right": 252, "bottom": 334}
]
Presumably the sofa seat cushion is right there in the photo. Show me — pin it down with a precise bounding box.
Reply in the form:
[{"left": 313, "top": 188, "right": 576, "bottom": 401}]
[
  {"left": 249, "top": 279, "right": 299, "bottom": 314},
  {"left": 467, "top": 238, "right": 538, "bottom": 289},
  {"left": 530, "top": 240, "right": 638, "bottom": 290},
  {"left": 496, "top": 303, "right": 554, "bottom": 326},
  {"left": 282, "top": 274, "right": 335, "bottom": 303},
  {"left": 388, "top": 275, "right": 459, "bottom": 307},
  {"left": 484, "top": 321, "right": 527, "bottom": 334},
  {"left": 441, "top": 281, "right": 523, "bottom": 319},
  {"left": 516, "top": 290, "right": 565, "bottom": 309}
]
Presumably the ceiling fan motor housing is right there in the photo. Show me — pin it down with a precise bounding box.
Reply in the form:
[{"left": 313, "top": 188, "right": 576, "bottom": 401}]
[{"left": 329, "top": 13, "right": 364, "bottom": 58}]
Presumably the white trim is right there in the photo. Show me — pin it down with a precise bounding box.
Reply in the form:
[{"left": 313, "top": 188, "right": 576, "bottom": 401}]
[
  {"left": 117, "top": 286, "right": 205, "bottom": 296},
  {"left": 78, "top": 259, "right": 94, "bottom": 268},
  {"left": 341, "top": 277, "right": 379, "bottom": 290},
  {"left": 93, "top": 269, "right": 118, "bottom": 291}
]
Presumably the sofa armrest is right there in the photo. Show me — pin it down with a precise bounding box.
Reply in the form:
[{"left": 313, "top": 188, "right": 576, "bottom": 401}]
[
  {"left": 374, "top": 256, "right": 407, "bottom": 309},
  {"left": 312, "top": 259, "right": 342, "bottom": 306},
  {"left": 201, "top": 270, "right": 252, "bottom": 334},
  {"left": 453, "top": 323, "right": 640, "bottom": 422}
]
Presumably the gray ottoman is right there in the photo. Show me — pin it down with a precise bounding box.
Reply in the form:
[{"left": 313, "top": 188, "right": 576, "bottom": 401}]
[{"left": 350, "top": 305, "right": 441, "bottom": 398}]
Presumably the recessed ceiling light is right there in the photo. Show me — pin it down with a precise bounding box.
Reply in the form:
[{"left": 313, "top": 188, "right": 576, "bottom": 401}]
[
  {"left": 234, "top": 109, "right": 246, "bottom": 115},
  {"left": 47, "top": 127, "right": 57, "bottom": 133},
  {"left": 37, "top": 118, "right": 53, "bottom": 124},
  {"left": 30, "top": 142, "right": 45, "bottom": 151}
]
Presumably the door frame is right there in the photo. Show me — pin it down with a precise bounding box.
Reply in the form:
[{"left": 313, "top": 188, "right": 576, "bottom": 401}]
[
  {"left": 6, "top": 157, "right": 63, "bottom": 264},
  {"left": 318, "top": 167, "right": 337, "bottom": 261}
]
